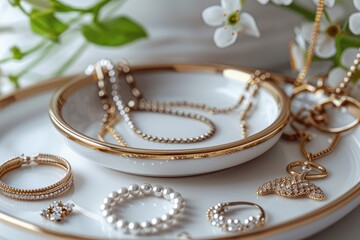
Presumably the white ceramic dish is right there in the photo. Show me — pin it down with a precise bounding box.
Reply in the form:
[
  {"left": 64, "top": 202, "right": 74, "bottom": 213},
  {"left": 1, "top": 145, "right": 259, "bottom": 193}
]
[
  {"left": 0, "top": 77, "right": 359, "bottom": 240},
  {"left": 49, "top": 64, "right": 289, "bottom": 176}
]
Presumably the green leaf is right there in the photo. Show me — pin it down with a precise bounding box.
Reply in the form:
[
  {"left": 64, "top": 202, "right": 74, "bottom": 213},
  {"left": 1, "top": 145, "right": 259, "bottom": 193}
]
[
  {"left": 29, "top": 9, "right": 68, "bottom": 41},
  {"left": 285, "top": 3, "right": 315, "bottom": 22},
  {"left": 335, "top": 34, "right": 360, "bottom": 65},
  {"left": 10, "top": 46, "right": 24, "bottom": 60},
  {"left": 81, "top": 16, "right": 147, "bottom": 47},
  {"left": 8, "top": 75, "right": 20, "bottom": 88},
  {"left": 8, "top": 0, "right": 21, "bottom": 7},
  {"left": 49, "top": 0, "right": 78, "bottom": 12}
]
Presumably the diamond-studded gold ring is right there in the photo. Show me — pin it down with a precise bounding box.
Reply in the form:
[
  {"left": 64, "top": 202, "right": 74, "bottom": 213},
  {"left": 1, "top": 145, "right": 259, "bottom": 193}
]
[{"left": 0, "top": 154, "right": 74, "bottom": 201}]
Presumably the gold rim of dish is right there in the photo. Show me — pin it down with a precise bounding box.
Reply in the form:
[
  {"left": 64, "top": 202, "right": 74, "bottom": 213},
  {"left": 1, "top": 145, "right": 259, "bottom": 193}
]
[
  {"left": 48, "top": 64, "right": 290, "bottom": 160},
  {"left": 0, "top": 71, "right": 359, "bottom": 239}
]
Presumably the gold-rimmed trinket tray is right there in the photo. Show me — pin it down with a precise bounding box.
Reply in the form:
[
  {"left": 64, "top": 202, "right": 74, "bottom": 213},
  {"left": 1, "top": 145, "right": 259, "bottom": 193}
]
[{"left": 49, "top": 64, "right": 290, "bottom": 176}]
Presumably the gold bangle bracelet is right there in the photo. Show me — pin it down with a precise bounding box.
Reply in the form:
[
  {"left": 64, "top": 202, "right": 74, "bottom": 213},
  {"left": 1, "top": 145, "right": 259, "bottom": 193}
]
[{"left": 0, "top": 154, "right": 74, "bottom": 201}]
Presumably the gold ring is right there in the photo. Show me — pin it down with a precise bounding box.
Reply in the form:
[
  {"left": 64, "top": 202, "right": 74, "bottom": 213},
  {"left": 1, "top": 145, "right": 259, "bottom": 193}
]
[
  {"left": 207, "top": 201, "right": 266, "bottom": 232},
  {"left": 286, "top": 161, "right": 328, "bottom": 180},
  {"left": 0, "top": 154, "right": 74, "bottom": 201}
]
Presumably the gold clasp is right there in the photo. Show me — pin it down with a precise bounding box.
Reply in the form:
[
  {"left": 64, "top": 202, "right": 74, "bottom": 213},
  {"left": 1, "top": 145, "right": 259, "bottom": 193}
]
[
  {"left": 286, "top": 160, "right": 328, "bottom": 180},
  {"left": 21, "top": 154, "right": 38, "bottom": 164}
]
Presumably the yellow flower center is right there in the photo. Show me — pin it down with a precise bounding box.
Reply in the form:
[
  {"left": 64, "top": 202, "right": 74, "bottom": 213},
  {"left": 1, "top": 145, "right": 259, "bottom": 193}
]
[
  {"left": 227, "top": 12, "right": 240, "bottom": 26},
  {"left": 326, "top": 24, "right": 340, "bottom": 38}
]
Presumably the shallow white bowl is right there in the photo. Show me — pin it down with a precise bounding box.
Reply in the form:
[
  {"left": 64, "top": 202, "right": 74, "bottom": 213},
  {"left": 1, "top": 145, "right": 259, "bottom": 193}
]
[
  {"left": 0, "top": 79, "right": 358, "bottom": 239},
  {"left": 49, "top": 64, "right": 290, "bottom": 176}
]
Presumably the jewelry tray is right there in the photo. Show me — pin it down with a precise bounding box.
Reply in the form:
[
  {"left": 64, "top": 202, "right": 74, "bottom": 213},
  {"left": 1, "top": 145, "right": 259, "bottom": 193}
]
[
  {"left": 49, "top": 64, "right": 289, "bottom": 176},
  {"left": 0, "top": 76, "right": 359, "bottom": 239}
]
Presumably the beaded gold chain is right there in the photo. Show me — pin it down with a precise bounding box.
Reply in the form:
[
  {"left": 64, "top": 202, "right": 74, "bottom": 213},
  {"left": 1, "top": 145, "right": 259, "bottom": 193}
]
[
  {"left": 92, "top": 60, "right": 216, "bottom": 145},
  {"left": 89, "top": 59, "right": 269, "bottom": 146}
]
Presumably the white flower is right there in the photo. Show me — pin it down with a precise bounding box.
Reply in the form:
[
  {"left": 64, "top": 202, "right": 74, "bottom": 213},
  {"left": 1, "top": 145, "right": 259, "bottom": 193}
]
[
  {"left": 202, "top": 0, "right": 260, "bottom": 48},
  {"left": 312, "top": 0, "right": 335, "bottom": 8},
  {"left": 327, "top": 48, "right": 360, "bottom": 99},
  {"left": 301, "top": 16, "right": 342, "bottom": 59},
  {"left": 256, "top": 0, "right": 293, "bottom": 5},
  {"left": 349, "top": 0, "right": 360, "bottom": 35}
]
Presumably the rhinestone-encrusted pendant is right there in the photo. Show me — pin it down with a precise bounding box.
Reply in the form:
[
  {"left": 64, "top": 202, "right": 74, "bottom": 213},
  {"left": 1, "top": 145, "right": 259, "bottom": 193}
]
[
  {"left": 257, "top": 170, "right": 325, "bottom": 201},
  {"left": 40, "top": 201, "right": 75, "bottom": 222}
]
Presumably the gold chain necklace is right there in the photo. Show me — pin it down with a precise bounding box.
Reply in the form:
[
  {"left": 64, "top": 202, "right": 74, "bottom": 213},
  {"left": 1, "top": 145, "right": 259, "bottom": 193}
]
[
  {"left": 93, "top": 60, "right": 217, "bottom": 145},
  {"left": 258, "top": 0, "right": 335, "bottom": 201},
  {"left": 90, "top": 59, "right": 268, "bottom": 146},
  {"left": 264, "top": 0, "right": 359, "bottom": 201}
]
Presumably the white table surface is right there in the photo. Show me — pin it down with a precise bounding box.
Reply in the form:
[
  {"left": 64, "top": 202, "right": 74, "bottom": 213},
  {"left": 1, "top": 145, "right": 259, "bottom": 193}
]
[{"left": 0, "top": 205, "right": 358, "bottom": 240}]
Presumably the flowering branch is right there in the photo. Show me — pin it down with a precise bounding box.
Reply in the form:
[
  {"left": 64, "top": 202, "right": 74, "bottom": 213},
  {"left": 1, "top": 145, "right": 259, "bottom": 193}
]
[{"left": 0, "top": 0, "right": 147, "bottom": 90}]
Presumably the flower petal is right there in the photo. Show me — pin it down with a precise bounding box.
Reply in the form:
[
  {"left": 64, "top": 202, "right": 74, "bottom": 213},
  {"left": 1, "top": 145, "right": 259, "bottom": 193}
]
[
  {"left": 301, "top": 22, "right": 313, "bottom": 42},
  {"left": 340, "top": 47, "right": 359, "bottom": 68},
  {"left": 289, "top": 41, "right": 305, "bottom": 71},
  {"left": 327, "top": 67, "right": 346, "bottom": 88},
  {"left": 273, "top": 0, "right": 293, "bottom": 6},
  {"left": 221, "top": 0, "right": 241, "bottom": 14},
  {"left": 256, "top": 0, "right": 270, "bottom": 5},
  {"left": 349, "top": 12, "right": 360, "bottom": 35},
  {"left": 354, "top": 0, "right": 360, "bottom": 11},
  {"left": 202, "top": 6, "right": 225, "bottom": 27},
  {"left": 214, "top": 27, "right": 238, "bottom": 48},
  {"left": 239, "top": 12, "right": 260, "bottom": 37},
  {"left": 294, "top": 27, "right": 306, "bottom": 50},
  {"left": 350, "top": 84, "right": 360, "bottom": 101},
  {"left": 315, "top": 35, "right": 336, "bottom": 58}
]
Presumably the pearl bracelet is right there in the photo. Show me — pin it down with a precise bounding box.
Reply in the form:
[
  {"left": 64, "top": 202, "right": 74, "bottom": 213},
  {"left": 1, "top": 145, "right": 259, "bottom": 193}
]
[{"left": 100, "top": 183, "right": 185, "bottom": 235}]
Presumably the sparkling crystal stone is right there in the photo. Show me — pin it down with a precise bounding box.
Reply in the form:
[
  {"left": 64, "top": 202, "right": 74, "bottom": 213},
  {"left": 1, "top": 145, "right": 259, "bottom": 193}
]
[
  {"left": 40, "top": 208, "right": 47, "bottom": 216},
  {"left": 50, "top": 212, "right": 62, "bottom": 221}
]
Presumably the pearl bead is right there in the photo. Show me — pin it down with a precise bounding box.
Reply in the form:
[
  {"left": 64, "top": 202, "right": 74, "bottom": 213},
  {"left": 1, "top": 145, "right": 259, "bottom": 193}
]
[
  {"left": 99, "top": 203, "right": 109, "bottom": 211},
  {"left": 140, "top": 183, "right": 152, "bottom": 195},
  {"left": 116, "top": 219, "right": 128, "bottom": 231},
  {"left": 107, "top": 215, "right": 117, "bottom": 224},
  {"left": 173, "top": 203, "right": 183, "bottom": 210},
  {"left": 117, "top": 187, "right": 129, "bottom": 198},
  {"left": 103, "top": 197, "right": 114, "bottom": 206},
  {"left": 101, "top": 209, "right": 113, "bottom": 217},
  {"left": 151, "top": 217, "right": 163, "bottom": 229},
  {"left": 172, "top": 197, "right": 185, "bottom": 206},
  {"left": 108, "top": 191, "right": 120, "bottom": 201},
  {"left": 162, "top": 187, "right": 174, "bottom": 199},
  {"left": 169, "top": 192, "right": 181, "bottom": 200},
  {"left": 152, "top": 185, "right": 164, "bottom": 197},
  {"left": 140, "top": 221, "right": 152, "bottom": 234},
  {"left": 128, "top": 184, "right": 140, "bottom": 196},
  {"left": 128, "top": 222, "right": 140, "bottom": 234},
  {"left": 161, "top": 213, "right": 173, "bottom": 224},
  {"left": 169, "top": 208, "right": 180, "bottom": 217}
]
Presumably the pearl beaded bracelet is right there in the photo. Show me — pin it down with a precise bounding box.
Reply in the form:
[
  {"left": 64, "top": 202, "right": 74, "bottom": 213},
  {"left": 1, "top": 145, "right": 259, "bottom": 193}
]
[{"left": 100, "top": 183, "right": 185, "bottom": 235}]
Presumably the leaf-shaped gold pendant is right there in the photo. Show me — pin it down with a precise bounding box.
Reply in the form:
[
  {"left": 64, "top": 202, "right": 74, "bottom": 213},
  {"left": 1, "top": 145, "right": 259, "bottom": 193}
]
[{"left": 257, "top": 170, "right": 325, "bottom": 201}]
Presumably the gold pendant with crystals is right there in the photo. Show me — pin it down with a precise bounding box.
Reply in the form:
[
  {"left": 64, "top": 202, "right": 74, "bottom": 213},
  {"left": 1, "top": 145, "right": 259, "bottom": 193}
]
[{"left": 257, "top": 167, "right": 325, "bottom": 201}]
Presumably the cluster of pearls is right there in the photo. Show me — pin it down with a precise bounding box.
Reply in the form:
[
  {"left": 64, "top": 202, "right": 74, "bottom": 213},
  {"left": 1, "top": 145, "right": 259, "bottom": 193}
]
[
  {"left": 207, "top": 202, "right": 265, "bottom": 232},
  {"left": 100, "top": 183, "right": 185, "bottom": 235}
]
